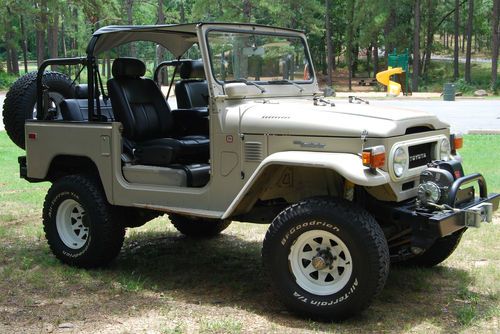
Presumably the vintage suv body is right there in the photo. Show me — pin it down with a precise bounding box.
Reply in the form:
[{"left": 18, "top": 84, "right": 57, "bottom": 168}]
[{"left": 9, "top": 23, "right": 498, "bottom": 320}]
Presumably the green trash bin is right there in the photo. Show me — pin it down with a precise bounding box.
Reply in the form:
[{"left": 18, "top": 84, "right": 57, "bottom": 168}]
[{"left": 443, "top": 83, "right": 455, "bottom": 101}]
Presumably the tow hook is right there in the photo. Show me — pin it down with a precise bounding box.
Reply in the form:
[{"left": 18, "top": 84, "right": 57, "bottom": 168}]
[{"left": 464, "top": 202, "right": 493, "bottom": 227}]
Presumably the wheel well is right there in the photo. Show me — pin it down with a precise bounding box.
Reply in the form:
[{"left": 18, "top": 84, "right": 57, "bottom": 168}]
[
  {"left": 232, "top": 165, "right": 345, "bottom": 219},
  {"left": 47, "top": 155, "right": 101, "bottom": 182}
]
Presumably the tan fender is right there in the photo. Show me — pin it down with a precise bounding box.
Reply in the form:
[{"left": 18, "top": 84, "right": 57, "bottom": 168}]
[{"left": 222, "top": 151, "right": 389, "bottom": 219}]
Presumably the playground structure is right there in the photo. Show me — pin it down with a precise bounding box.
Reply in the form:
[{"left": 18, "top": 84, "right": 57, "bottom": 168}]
[{"left": 376, "top": 48, "right": 412, "bottom": 96}]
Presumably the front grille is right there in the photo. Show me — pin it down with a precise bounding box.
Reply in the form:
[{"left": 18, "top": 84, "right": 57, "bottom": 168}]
[{"left": 408, "top": 143, "right": 432, "bottom": 169}]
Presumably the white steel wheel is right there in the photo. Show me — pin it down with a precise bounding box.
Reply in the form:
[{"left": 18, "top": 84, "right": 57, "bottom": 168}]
[
  {"left": 289, "top": 229, "right": 353, "bottom": 296},
  {"left": 56, "top": 199, "right": 89, "bottom": 249}
]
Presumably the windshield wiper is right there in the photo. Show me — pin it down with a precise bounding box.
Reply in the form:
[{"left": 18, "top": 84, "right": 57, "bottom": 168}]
[
  {"left": 268, "top": 79, "right": 304, "bottom": 92},
  {"left": 224, "top": 78, "right": 266, "bottom": 93}
]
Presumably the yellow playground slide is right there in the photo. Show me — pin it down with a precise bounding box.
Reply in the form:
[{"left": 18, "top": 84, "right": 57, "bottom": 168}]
[{"left": 376, "top": 67, "right": 403, "bottom": 96}]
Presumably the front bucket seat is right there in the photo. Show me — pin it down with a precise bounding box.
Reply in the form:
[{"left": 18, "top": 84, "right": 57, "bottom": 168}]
[{"left": 107, "top": 58, "right": 209, "bottom": 166}]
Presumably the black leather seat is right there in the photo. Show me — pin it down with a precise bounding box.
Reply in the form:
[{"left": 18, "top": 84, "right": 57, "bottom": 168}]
[
  {"left": 60, "top": 98, "right": 114, "bottom": 121},
  {"left": 175, "top": 60, "right": 209, "bottom": 109},
  {"left": 107, "top": 58, "right": 209, "bottom": 166}
]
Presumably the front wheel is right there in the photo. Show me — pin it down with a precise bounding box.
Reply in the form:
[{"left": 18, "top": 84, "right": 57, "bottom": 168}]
[
  {"left": 262, "top": 198, "right": 389, "bottom": 321},
  {"left": 43, "top": 175, "right": 125, "bottom": 268},
  {"left": 401, "top": 229, "right": 464, "bottom": 267}
]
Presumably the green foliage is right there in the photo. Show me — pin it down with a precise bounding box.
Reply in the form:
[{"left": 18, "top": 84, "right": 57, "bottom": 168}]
[
  {"left": 0, "top": 71, "right": 17, "bottom": 89},
  {"left": 0, "top": 0, "right": 496, "bottom": 94}
]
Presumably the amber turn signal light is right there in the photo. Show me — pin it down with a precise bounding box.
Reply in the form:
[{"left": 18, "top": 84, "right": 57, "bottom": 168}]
[
  {"left": 450, "top": 133, "right": 463, "bottom": 154},
  {"left": 362, "top": 146, "right": 386, "bottom": 169}
]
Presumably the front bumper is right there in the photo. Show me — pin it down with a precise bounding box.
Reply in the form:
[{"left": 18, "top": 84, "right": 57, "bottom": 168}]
[{"left": 378, "top": 172, "right": 499, "bottom": 251}]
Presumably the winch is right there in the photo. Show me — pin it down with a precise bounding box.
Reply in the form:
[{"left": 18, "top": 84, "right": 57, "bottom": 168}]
[{"left": 417, "top": 160, "right": 464, "bottom": 208}]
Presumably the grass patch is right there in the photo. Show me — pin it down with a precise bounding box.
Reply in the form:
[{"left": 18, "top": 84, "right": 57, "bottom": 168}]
[
  {"left": 461, "top": 135, "right": 500, "bottom": 192},
  {"left": 200, "top": 318, "right": 243, "bottom": 334}
]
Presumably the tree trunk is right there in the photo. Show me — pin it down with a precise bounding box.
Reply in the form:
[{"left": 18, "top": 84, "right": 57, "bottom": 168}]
[
  {"left": 242, "top": 0, "right": 252, "bottom": 22},
  {"left": 36, "top": 0, "right": 48, "bottom": 67},
  {"left": 179, "top": 0, "right": 186, "bottom": 23},
  {"left": 61, "top": 22, "right": 67, "bottom": 58},
  {"left": 126, "top": 0, "right": 136, "bottom": 57},
  {"left": 157, "top": 0, "right": 167, "bottom": 84},
  {"left": 10, "top": 48, "right": 20, "bottom": 75},
  {"left": 366, "top": 44, "right": 371, "bottom": 78},
  {"left": 346, "top": 0, "right": 355, "bottom": 91},
  {"left": 462, "top": 27, "right": 466, "bottom": 52},
  {"left": 325, "top": 0, "right": 334, "bottom": 87},
  {"left": 20, "top": 16, "right": 29, "bottom": 74},
  {"left": 422, "top": 0, "right": 434, "bottom": 75},
  {"left": 373, "top": 41, "right": 379, "bottom": 78},
  {"left": 352, "top": 43, "right": 359, "bottom": 78},
  {"left": 465, "top": 0, "right": 473, "bottom": 83},
  {"left": 492, "top": 0, "right": 499, "bottom": 90},
  {"left": 454, "top": 0, "right": 460, "bottom": 80},
  {"left": 413, "top": 0, "right": 421, "bottom": 92},
  {"left": 384, "top": 6, "right": 396, "bottom": 66},
  {"left": 48, "top": 13, "right": 59, "bottom": 70}
]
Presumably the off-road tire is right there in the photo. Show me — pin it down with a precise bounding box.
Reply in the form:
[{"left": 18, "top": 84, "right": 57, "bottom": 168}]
[
  {"left": 262, "top": 198, "right": 390, "bottom": 321},
  {"left": 402, "top": 229, "right": 464, "bottom": 267},
  {"left": 115, "top": 207, "right": 163, "bottom": 228},
  {"left": 3, "top": 71, "right": 75, "bottom": 149},
  {"left": 169, "top": 214, "right": 231, "bottom": 237},
  {"left": 43, "top": 175, "right": 125, "bottom": 268}
]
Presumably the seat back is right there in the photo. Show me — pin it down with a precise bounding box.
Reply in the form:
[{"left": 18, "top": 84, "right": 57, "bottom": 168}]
[
  {"left": 107, "top": 57, "right": 174, "bottom": 141},
  {"left": 60, "top": 99, "right": 114, "bottom": 121},
  {"left": 175, "top": 60, "right": 209, "bottom": 109}
]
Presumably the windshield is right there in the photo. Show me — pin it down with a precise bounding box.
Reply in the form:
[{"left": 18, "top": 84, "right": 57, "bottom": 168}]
[{"left": 207, "top": 30, "right": 313, "bottom": 84}]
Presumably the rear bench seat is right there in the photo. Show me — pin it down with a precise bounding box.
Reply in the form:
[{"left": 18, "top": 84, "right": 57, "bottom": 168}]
[{"left": 60, "top": 98, "right": 114, "bottom": 121}]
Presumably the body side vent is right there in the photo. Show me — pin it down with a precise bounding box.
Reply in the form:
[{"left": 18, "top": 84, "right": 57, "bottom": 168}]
[{"left": 244, "top": 141, "right": 263, "bottom": 162}]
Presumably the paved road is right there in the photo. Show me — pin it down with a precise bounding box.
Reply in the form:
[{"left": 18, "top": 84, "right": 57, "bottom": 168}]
[
  {"left": 431, "top": 55, "right": 492, "bottom": 64},
  {"left": 370, "top": 99, "right": 500, "bottom": 134},
  {"left": 0, "top": 91, "right": 498, "bottom": 134}
]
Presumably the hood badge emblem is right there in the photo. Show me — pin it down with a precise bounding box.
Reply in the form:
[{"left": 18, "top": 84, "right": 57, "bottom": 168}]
[{"left": 293, "top": 140, "right": 326, "bottom": 149}]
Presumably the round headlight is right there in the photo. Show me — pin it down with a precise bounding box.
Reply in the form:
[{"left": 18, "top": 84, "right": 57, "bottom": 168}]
[
  {"left": 440, "top": 138, "right": 451, "bottom": 161},
  {"left": 393, "top": 147, "right": 408, "bottom": 177}
]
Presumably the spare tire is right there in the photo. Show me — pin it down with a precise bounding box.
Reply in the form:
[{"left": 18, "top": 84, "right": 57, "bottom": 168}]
[{"left": 2, "top": 71, "right": 75, "bottom": 149}]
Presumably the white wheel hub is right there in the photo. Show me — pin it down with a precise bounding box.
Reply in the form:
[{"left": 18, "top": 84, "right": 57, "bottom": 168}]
[
  {"left": 56, "top": 199, "right": 89, "bottom": 249},
  {"left": 289, "top": 229, "right": 353, "bottom": 295}
]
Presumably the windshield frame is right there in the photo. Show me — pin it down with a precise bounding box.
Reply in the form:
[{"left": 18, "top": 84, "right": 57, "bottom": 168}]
[{"left": 204, "top": 27, "right": 315, "bottom": 87}]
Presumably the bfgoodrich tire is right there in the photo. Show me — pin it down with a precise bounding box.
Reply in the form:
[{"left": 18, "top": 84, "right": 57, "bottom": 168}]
[
  {"left": 2, "top": 71, "right": 75, "bottom": 149},
  {"left": 169, "top": 214, "right": 231, "bottom": 237},
  {"left": 262, "top": 198, "right": 390, "bottom": 321},
  {"left": 43, "top": 175, "right": 125, "bottom": 268}
]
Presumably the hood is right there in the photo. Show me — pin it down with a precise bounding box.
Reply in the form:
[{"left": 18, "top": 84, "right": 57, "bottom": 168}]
[{"left": 238, "top": 99, "right": 449, "bottom": 137}]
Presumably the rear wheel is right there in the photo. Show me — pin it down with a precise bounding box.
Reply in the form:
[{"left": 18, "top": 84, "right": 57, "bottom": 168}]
[
  {"left": 43, "top": 175, "right": 125, "bottom": 268},
  {"left": 262, "top": 198, "right": 389, "bottom": 321},
  {"left": 2, "top": 71, "right": 75, "bottom": 149},
  {"left": 169, "top": 214, "right": 231, "bottom": 237}
]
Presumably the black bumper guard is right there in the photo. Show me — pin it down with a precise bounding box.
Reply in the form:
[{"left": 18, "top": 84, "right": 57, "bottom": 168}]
[{"left": 392, "top": 173, "right": 499, "bottom": 249}]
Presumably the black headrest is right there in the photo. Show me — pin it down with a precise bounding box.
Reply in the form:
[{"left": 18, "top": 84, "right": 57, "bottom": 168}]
[
  {"left": 179, "top": 60, "right": 205, "bottom": 79},
  {"left": 112, "top": 58, "right": 146, "bottom": 79}
]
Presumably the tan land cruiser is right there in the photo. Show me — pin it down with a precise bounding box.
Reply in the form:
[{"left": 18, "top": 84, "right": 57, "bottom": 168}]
[{"left": 3, "top": 23, "right": 499, "bottom": 321}]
